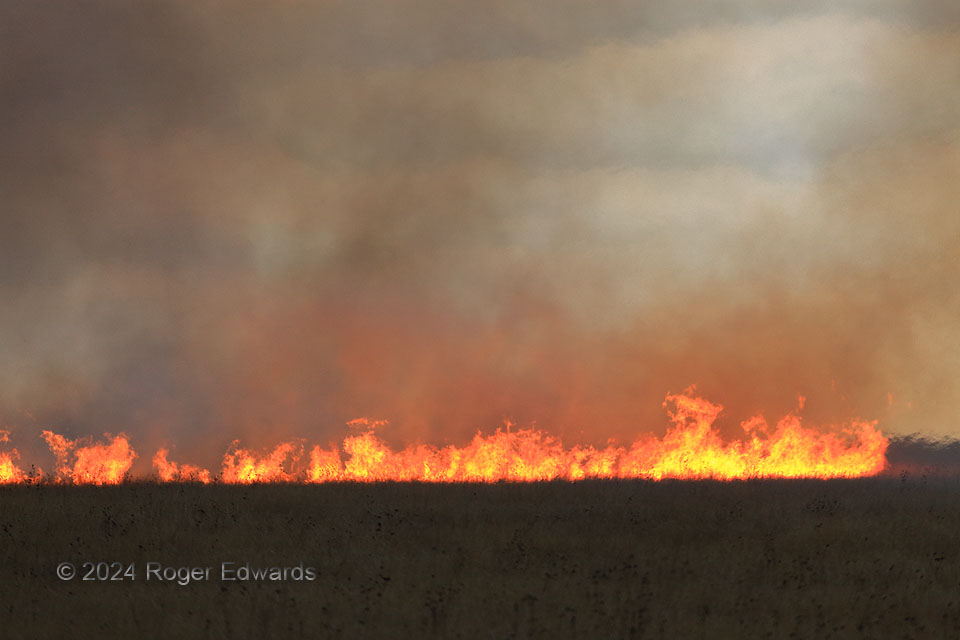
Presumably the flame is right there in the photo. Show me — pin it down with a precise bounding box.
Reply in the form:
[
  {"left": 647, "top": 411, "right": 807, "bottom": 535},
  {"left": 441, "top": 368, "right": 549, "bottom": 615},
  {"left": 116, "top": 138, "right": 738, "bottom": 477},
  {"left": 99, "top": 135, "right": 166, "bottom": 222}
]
[
  {"left": 291, "top": 392, "right": 887, "bottom": 482},
  {"left": 153, "top": 448, "right": 212, "bottom": 484},
  {"left": 347, "top": 417, "right": 390, "bottom": 430},
  {"left": 220, "top": 441, "right": 302, "bottom": 484},
  {"left": 2, "top": 391, "right": 888, "bottom": 484},
  {"left": 0, "top": 430, "right": 26, "bottom": 484},
  {"left": 40, "top": 431, "right": 137, "bottom": 485}
]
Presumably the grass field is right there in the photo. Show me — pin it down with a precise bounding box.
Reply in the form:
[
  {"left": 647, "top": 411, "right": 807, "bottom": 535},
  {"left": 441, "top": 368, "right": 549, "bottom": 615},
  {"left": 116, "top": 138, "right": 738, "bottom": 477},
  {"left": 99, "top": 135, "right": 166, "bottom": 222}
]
[{"left": 3, "top": 477, "right": 960, "bottom": 638}]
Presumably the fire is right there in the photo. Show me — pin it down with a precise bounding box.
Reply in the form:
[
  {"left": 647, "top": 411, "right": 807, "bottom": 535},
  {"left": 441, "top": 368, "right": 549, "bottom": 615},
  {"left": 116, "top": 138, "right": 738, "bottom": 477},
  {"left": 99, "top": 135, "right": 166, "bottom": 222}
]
[
  {"left": 220, "top": 441, "right": 302, "bottom": 484},
  {"left": 40, "top": 431, "right": 137, "bottom": 485},
  {"left": 347, "top": 417, "right": 390, "bottom": 430},
  {"left": 161, "top": 390, "right": 888, "bottom": 483},
  {"left": 0, "top": 430, "right": 26, "bottom": 484},
  {"left": 0, "top": 391, "right": 888, "bottom": 484},
  {"left": 291, "top": 392, "right": 886, "bottom": 482},
  {"left": 153, "top": 448, "right": 212, "bottom": 484}
]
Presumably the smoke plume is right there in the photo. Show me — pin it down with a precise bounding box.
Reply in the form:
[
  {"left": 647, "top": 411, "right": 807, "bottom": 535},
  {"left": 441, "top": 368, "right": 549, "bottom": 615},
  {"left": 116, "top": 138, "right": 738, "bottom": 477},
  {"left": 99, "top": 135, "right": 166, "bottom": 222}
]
[{"left": 1, "top": 1, "right": 958, "bottom": 472}]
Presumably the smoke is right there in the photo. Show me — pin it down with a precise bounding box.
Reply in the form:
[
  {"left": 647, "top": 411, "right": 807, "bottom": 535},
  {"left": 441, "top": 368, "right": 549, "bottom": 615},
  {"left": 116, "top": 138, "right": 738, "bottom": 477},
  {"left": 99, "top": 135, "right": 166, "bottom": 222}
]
[
  {"left": 885, "top": 436, "right": 960, "bottom": 477},
  {"left": 0, "top": 1, "right": 958, "bottom": 472}
]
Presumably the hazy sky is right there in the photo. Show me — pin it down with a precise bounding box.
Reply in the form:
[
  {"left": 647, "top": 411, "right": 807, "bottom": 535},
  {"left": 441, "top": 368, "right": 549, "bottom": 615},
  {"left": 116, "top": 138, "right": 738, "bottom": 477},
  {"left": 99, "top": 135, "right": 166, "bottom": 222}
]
[{"left": 1, "top": 1, "right": 958, "bottom": 469}]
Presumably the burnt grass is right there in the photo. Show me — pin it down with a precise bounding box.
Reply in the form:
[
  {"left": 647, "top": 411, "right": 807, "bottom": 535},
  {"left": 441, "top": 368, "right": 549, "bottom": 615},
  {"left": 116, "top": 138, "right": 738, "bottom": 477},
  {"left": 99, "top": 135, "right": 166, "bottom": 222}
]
[{"left": 2, "top": 477, "right": 960, "bottom": 639}]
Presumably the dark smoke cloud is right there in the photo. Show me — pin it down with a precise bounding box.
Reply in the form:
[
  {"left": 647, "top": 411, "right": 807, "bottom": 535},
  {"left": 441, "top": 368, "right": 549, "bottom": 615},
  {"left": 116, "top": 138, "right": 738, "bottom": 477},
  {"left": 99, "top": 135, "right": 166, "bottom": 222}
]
[
  {"left": 0, "top": 1, "right": 957, "bottom": 472},
  {"left": 885, "top": 436, "right": 960, "bottom": 477}
]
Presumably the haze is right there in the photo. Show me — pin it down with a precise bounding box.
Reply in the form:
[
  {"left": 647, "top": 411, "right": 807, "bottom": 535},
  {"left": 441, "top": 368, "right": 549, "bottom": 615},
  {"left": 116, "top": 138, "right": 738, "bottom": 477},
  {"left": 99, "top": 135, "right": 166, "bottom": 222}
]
[{"left": 1, "top": 1, "right": 957, "bottom": 471}]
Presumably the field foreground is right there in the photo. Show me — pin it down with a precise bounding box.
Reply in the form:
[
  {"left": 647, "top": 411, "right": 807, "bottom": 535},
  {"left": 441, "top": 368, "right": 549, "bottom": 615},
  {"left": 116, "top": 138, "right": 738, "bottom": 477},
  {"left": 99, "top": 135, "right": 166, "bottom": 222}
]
[{"left": 2, "top": 478, "right": 959, "bottom": 638}]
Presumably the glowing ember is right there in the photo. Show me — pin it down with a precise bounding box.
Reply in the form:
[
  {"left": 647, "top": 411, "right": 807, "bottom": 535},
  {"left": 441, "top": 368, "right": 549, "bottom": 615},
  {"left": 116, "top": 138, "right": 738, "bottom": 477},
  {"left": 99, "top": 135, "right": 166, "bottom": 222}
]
[
  {"left": 347, "top": 417, "right": 390, "bottom": 430},
  {"left": 40, "top": 431, "right": 137, "bottom": 485},
  {"left": 0, "top": 391, "right": 887, "bottom": 485}
]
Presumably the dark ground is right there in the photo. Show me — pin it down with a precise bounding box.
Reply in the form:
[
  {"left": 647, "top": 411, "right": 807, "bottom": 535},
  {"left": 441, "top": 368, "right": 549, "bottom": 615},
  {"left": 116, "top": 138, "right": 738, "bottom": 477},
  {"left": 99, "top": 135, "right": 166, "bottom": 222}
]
[{"left": 2, "top": 477, "right": 960, "bottom": 639}]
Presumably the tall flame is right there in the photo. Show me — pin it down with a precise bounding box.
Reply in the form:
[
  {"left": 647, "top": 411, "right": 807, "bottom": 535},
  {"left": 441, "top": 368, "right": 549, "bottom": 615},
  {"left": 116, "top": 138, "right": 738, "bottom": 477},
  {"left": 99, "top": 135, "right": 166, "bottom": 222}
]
[
  {"left": 0, "top": 430, "right": 27, "bottom": 484},
  {"left": 0, "top": 391, "right": 888, "bottom": 484},
  {"left": 40, "top": 431, "right": 137, "bottom": 485}
]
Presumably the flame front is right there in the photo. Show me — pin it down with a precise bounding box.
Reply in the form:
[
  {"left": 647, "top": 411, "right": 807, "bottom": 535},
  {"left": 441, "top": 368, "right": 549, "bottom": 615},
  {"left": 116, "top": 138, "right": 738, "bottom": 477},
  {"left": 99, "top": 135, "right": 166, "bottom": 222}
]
[
  {"left": 0, "top": 391, "right": 888, "bottom": 484},
  {"left": 292, "top": 392, "right": 886, "bottom": 482},
  {"left": 40, "top": 431, "right": 137, "bottom": 485}
]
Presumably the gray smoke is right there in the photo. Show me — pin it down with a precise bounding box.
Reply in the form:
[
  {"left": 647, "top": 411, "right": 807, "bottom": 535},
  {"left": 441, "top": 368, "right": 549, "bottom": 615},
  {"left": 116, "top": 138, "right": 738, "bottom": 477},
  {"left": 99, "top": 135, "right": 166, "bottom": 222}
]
[{"left": 1, "top": 1, "right": 958, "bottom": 472}]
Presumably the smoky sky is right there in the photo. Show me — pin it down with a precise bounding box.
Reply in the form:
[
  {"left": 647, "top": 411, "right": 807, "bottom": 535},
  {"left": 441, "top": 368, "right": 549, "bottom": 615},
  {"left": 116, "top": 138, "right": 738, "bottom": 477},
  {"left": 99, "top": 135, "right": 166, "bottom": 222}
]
[{"left": 1, "top": 1, "right": 958, "bottom": 471}]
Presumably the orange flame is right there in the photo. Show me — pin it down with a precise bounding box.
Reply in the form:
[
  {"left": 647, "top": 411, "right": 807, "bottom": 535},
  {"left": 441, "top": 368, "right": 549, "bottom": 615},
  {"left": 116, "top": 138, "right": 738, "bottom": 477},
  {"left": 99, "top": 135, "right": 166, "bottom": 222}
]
[
  {"left": 40, "top": 431, "right": 137, "bottom": 485},
  {"left": 0, "top": 430, "right": 27, "bottom": 484},
  {"left": 153, "top": 448, "right": 212, "bottom": 484},
  {"left": 346, "top": 417, "right": 390, "bottom": 430},
  {"left": 2, "top": 391, "right": 888, "bottom": 484},
  {"left": 290, "top": 392, "right": 887, "bottom": 482},
  {"left": 219, "top": 441, "right": 302, "bottom": 484}
]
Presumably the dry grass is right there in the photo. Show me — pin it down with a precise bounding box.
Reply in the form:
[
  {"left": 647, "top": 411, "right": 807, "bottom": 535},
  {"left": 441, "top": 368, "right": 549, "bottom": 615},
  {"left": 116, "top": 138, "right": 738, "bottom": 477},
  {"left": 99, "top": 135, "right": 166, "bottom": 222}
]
[{"left": 2, "top": 477, "right": 959, "bottom": 638}]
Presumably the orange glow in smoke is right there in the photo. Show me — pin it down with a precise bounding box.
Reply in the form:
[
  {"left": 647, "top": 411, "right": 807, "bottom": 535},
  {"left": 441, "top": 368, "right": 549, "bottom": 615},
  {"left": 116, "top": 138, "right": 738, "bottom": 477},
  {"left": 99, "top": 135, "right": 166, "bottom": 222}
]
[{"left": 0, "top": 391, "right": 888, "bottom": 485}]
